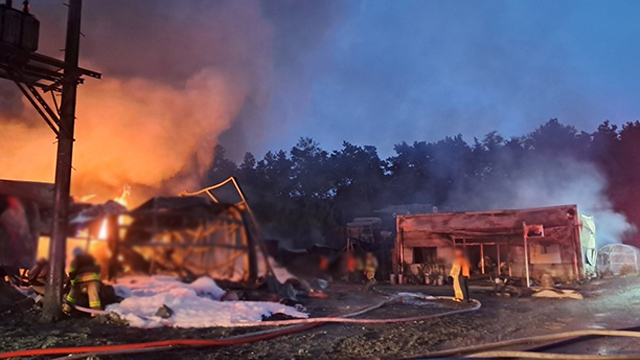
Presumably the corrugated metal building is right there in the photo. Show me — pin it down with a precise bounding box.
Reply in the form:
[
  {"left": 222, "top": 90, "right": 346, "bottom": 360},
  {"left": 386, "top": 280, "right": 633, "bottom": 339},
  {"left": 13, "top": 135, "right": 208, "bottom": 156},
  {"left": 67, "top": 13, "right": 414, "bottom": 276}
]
[{"left": 394, "top": 204, "right": 584, "bottom": 283}]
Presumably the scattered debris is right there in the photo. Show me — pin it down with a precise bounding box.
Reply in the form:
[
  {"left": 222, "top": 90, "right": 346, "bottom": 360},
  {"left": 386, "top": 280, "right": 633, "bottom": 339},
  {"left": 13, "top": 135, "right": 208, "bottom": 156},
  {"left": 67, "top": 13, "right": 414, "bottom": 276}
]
[
  {"left": 155, "top": 304, "right": 173, "bottom": 319},
  {"left": 221, "top": 291, "right": 240, "bottom": 301},
  {"left": 532, "top": 289, "right": 584, "bottom": 300},
  {"left": 106, "top": 276, "right": 308, "bottom": 328}
]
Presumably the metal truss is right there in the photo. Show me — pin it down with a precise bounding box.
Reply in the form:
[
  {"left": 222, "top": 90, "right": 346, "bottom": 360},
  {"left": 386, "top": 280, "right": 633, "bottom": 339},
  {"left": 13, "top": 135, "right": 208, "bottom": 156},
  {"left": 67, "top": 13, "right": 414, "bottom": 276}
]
[{"left": 0, "top": 44, "right": 101, "bottom": 137}]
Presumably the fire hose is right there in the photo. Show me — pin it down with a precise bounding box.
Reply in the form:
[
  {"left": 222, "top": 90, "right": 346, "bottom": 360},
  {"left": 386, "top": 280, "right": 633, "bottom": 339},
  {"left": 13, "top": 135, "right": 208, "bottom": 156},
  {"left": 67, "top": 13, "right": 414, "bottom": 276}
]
[
  {"left": 72, "top": 296, "right": 480, "bottom": 327},
  {"left": 0, "top": 295, "right": 481, "bottom": 359},
  {"left": 227, "top": 296, "right": 480, "bottom": 327},
  {"left": 402, "top": 329, "right": 640, "bottom": 359},
  {"left": 47, "top": 299, "right": 393, "bottom": 360},
  {"left": 466, "top": 350, "right": 640, "bottom": 359},
  {"left": 63, "top": 299, "right": 640, "bottom": 360},
  {"left": 71, "top": 304, "right": 110, "bottom": 316}
]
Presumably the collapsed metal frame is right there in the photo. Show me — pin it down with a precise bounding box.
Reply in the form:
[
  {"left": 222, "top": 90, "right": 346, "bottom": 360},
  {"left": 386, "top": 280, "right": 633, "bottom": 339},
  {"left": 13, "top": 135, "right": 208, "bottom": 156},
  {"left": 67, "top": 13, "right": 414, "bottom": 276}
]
[
  {"left": 106, "top": 205, "right": 256, "bottom": 282},
  {"left": 180, "top": 176, "right": 273, "bottom": 276},
  {"left": 105, "top": 177, "right": 271, "bottom": 283}
]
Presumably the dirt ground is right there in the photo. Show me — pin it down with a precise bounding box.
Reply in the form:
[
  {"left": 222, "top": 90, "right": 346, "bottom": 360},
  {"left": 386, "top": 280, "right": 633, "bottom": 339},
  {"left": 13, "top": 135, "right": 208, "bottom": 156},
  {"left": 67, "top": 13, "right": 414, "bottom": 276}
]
[{"left": 2, "top": 276, "right": 640, "bottom": 360}]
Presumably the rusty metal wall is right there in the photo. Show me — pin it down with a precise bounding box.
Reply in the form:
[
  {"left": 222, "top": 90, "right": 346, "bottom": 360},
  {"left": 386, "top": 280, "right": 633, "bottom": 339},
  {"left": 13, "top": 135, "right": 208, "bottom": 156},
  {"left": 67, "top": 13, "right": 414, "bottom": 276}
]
[{"left": 395, "top": 205, "right": 583, "bottom": 282}]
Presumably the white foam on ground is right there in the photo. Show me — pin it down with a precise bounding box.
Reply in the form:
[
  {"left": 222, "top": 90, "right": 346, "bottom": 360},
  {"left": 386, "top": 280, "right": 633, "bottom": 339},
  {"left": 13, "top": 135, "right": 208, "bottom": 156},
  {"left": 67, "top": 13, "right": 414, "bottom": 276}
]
[
  {"left": 106, "top": 276, "right": 308, "bottom": 328},
  {"left": 395, "top": 292, "right": 437, "bottom": 300}
]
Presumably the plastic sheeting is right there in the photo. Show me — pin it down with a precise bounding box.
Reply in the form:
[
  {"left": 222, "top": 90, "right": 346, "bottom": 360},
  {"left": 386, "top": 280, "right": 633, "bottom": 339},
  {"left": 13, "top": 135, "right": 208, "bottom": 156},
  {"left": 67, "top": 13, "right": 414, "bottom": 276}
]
[
  {"left": 597, "top": 244, "right": 639, "bottom": 275},
  {"left": 580, "top": 214, "right": 597, "bottom": 275}
]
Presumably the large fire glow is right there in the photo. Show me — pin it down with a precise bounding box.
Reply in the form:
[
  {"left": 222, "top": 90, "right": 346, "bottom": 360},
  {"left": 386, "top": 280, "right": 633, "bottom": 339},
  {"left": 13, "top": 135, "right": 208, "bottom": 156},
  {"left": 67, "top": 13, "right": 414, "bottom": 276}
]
[
  {"left": 0, "top": 0, "right": 276, "bottom": 205},
  {"left": 98, "top": 186, "right": 130, "bottom": 240},
  {"left": 1, "top": 70, "right": 249, "bottom": 206}
]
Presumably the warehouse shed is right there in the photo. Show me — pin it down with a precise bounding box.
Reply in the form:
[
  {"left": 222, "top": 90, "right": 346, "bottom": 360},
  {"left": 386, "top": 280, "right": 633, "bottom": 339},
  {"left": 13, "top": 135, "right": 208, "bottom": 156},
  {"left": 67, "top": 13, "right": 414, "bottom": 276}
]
[{"left": 395, "top": 204, "right": 584, "bottom": 284}]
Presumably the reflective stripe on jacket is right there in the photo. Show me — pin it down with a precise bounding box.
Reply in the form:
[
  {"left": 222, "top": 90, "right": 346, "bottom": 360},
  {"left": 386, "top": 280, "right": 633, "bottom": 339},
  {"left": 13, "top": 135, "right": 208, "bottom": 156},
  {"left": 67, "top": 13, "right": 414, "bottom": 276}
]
[{"left": 69, "top": 254, "right": 101, "bottom": 284}]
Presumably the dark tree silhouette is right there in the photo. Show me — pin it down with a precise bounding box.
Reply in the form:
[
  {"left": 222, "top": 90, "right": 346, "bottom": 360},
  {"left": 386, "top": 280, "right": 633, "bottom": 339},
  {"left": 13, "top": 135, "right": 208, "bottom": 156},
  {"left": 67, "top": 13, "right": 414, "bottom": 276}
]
[{"left": 207, "top": 119, "right": 640, "bottom": 247}]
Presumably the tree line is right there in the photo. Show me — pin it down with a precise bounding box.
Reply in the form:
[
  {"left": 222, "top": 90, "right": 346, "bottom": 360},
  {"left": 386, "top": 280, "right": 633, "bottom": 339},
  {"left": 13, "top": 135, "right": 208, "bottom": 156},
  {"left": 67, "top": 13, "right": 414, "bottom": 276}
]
[{"left": 206, "top": 119, "right": 640, "bottom": 248}]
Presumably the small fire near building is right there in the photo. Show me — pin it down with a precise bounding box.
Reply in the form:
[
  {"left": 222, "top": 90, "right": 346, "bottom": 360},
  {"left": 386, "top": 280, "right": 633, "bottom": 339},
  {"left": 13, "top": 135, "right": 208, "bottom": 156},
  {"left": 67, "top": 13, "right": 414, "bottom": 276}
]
[{"left": 394, "top": 204, "right": 595, "bottom": 284}]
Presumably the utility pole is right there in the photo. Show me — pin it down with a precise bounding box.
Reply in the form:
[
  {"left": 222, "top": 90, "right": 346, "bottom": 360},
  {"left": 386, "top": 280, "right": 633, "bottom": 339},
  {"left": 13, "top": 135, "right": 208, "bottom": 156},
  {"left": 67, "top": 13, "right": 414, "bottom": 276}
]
[{"left": 42, "top": 0, "right": 83, "bottom": 321}]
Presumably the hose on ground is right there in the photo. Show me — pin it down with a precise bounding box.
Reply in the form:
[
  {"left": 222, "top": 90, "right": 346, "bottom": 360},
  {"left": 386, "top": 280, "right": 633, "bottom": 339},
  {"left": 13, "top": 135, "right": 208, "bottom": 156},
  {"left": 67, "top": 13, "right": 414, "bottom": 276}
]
[
  {"left": 72, "top": 304, "right": 110, "bottom": 316},
  {"left": 226, "top": 297, "right": 480, "bottom": 327},
  {"left": 74, "top": 295, "right": 480, "bottom": 327},
  {"left": 1, "top": 300, "right": 377, "bottom": 360},
  {"left": 466, "top": 350, "right": 640, "bottom": 359},
  {"left": 404, "top": 329, "right": 640, "bottom": 359},
  {"left": 53, "top": 321, "right": 331, "bottom": 360},
  {"left": 0, "top": 295, "right": 480, "bottom": 359}
]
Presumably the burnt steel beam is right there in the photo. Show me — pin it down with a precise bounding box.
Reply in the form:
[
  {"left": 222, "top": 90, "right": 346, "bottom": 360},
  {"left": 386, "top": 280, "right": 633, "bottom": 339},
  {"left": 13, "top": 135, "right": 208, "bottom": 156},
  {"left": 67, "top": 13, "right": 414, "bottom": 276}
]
[
  {"left": 0, "top": 46, "right": 99, "bottom": 92},
  {"left": 5, "top": 66, "right": 62, "bottom": 135},
  {"left": 28, "top": 51, "right": 101, "bottom": 80},
  {"left": 25, "top": 83, "right": 61, "bottom": 125},
  {"left": 22, "top": 64, "right": 63, "bottom": 82},
  {"left": 79, "top": 67, "right": 100, "bottom": 79},
  {"left": 10, "top": 75, "right": 59, "bottom": 136}
]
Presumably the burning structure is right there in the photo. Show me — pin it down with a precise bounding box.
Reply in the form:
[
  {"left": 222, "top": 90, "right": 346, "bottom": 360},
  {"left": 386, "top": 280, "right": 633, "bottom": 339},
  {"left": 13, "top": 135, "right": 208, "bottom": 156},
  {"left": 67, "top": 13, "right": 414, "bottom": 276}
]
[
  {"left": 0, "top": 177, "right": 270, "bottom": 286},
  {"left": 106, "top": 195, "right": 265, "bottom": 282},
  {"left": 395, "top": 205, "right": 594, "bottom": 284}
]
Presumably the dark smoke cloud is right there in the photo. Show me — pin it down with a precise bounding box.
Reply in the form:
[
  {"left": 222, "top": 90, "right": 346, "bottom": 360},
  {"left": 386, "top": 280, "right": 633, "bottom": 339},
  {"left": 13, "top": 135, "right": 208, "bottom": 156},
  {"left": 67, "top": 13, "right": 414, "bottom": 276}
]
[
  {"left": 5, "top": 1, "right": 640, "bottom": 203},
  {"left": 19, "top": 1, "right": 347, "bottom": 164},
  {"left": 3, "top": 0, "right": 277, "bottom": 203},
  {"left": 219, "top": 1, "right": 346, "bottom": 159},
  {"left": 2, "top": 0, "right": 346, "bottom": 202}
]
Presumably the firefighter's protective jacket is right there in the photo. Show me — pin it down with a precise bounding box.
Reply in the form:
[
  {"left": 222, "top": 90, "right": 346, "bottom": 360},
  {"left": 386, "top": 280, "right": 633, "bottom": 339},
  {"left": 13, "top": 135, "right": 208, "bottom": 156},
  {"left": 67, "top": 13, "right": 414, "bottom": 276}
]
[
  {"left": 364, "top": 255, "right": 378, "bottom": 281},
  {"left": 449, "top": 257, "right": 471, "bottom": 278},
  {"left": 69, "top": 254, "right": 100, "bottom": 284}
]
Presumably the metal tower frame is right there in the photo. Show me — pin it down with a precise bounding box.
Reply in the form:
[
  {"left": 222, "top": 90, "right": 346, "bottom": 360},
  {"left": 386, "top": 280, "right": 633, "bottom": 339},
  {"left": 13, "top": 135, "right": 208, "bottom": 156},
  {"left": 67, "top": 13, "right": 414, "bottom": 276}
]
[{"left": 0, "top": 0, "right": 100, "bottom": 321}]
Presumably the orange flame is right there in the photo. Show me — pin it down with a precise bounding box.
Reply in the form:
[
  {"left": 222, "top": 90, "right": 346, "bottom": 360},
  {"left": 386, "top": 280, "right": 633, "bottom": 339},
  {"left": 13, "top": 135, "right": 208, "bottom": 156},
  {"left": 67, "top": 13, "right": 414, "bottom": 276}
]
[
  {"left": 98, "top": 219, "right": 108, "bottom": 239},
  {"left": 114, "top": 185, "right": 131, "bottom": 207},
  {"left": 98, "top": 186, "right": 131, "bottom": 240}
]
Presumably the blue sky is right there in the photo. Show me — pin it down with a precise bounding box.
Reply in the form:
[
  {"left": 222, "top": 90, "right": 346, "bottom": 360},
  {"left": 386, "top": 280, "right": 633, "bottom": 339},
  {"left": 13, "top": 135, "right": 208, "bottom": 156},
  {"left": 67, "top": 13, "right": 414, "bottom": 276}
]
[
  {"left": 26, "top": 0, "right": 640, "bottom": 160},
  {"left": 259, "top": 0, "right": 640, "bottom": 158}
]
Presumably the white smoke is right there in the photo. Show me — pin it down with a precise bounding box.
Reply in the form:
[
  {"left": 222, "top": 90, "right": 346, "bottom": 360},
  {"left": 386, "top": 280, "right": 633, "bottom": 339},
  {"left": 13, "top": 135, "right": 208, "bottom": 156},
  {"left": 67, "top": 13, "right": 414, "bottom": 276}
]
[{"left": 451, "top": 157, "right": 633, "bottom": 247}]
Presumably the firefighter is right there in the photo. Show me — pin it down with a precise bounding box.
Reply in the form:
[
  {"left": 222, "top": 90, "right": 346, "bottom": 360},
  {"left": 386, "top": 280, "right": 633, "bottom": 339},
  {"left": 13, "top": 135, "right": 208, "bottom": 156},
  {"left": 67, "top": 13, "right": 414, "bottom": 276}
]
[
  {"left": 364, "top": 252, "right": 378, "bottom": 282},
  {"left": 449, "top": 248, "right": 471, "bottom": 302},
  {"left": 62, "top": 247, "right": 102, "bottom": 315}
]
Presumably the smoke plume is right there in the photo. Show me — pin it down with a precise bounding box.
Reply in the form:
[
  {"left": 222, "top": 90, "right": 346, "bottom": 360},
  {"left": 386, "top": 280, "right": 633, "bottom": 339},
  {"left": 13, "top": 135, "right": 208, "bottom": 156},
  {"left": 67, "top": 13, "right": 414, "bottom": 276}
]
[
  {"left": 1, "top": 0, "right": 277, "bottom": 204},
  {"left": 2, "top": 70, "right": 248, "bottom": 203},
  {"left": 448, "top": 156, "right": 633, "bottom": 247}
]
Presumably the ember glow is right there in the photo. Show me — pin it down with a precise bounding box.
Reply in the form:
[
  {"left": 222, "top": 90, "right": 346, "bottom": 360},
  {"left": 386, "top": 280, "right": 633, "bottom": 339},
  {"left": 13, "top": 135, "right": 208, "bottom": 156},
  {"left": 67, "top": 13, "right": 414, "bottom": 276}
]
[
  {"left": 114, "top": 186, "right": 131, "bottom": 208},
  {"left": 98, "top": 186, "right": 131, "bottom": 240},
  {"left": 97, "top": 221, "right": 108, "bottom": 240}
]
